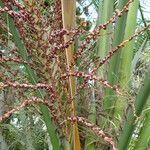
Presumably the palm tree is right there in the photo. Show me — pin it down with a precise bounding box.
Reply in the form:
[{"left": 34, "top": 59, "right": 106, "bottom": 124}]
[{"left": 0, "top": 0, "right": 150, "bottom": 149}]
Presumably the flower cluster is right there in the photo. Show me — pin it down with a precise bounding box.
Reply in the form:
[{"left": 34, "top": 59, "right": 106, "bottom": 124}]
[{"left": 0, "top": 0, "right": 150, "bottom": 148}]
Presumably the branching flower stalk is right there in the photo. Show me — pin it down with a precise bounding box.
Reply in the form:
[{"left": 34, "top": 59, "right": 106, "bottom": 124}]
[
  {"left": 0, "top": 96, "right": 117, "bottom": 150},
  {"left": 64, "top": 24, "right": 150, "bottom": 102},
  {"left": 92, "top": 23, "right": 150, "bottom": 72},
  {"left": 68, "top": 117, "right": 117, "bottom": 150},
  {"left": 75, "top": 0, "right": 133, "bottom": 61},
  {"left": 0, "top": 0, "right": 150, "bottom": 149},
  {"left": 0, "top": 97, "right": 54, "bottom": 123}
]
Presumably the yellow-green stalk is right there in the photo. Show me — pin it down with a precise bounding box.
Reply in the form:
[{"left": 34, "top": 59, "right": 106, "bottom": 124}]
[{"left": 61, "top": 1, "right": 81, "bottom": 149}]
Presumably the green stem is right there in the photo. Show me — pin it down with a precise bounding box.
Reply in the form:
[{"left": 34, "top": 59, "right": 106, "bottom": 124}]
[
  {"left": 97, "top": 0, "right": 114, "bottom": 131},
  {"left": 85, "top": 86, "right": 96, "bottom": 150},
  {"left": 113, "top": 0, "right": 139, "bottom": 125},
  {"left": 97, "top": 0, "right": 114, "bottom": 60},
  {"left": 105, "top": 0, "right": 128, "bottom": 111},
  {"left": 135, "top": 110, "right": 150, "bottom": 150}
]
